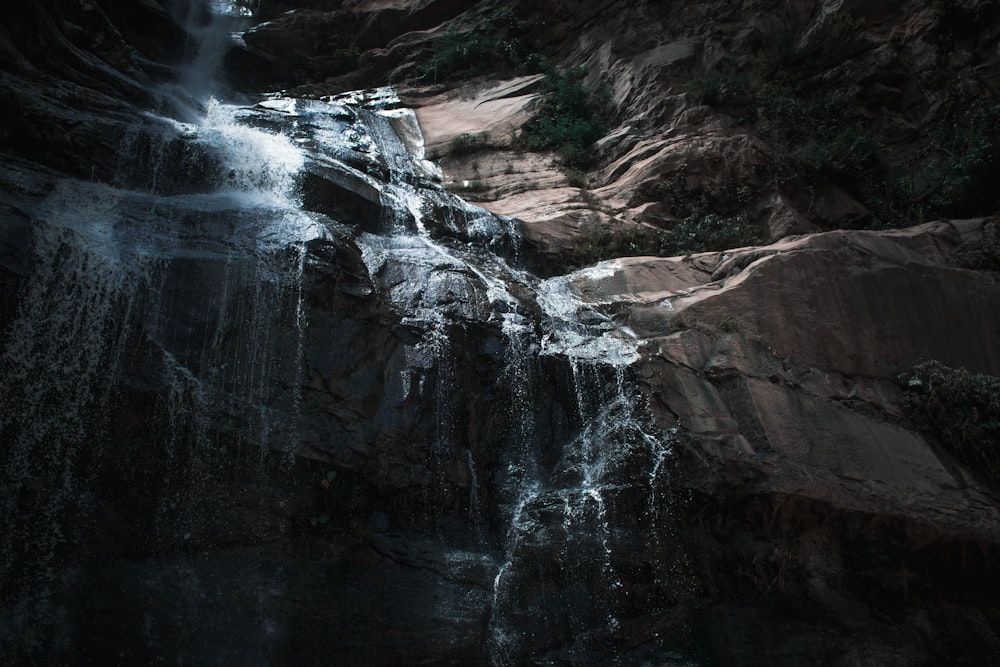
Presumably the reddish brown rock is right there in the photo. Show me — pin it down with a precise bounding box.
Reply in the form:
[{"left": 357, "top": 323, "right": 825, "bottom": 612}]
[{"left": 563, "top": 220, "right": 1000, "bottom": 544}]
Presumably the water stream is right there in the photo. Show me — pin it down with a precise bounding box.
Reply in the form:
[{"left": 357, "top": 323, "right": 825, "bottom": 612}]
[{"left": 0, "top": 1, "right": 682, "bottom": 663}]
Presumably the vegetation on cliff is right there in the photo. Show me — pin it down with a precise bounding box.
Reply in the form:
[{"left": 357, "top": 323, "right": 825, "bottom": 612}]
[
  {"left": 406, "top": 8, "right": 608, "bottom": 170},
  {"left": 239, "top": 0, "right": 1000, "bottom": 273},
  {"left": 514, "top": 67, "right": 606, "bottom": 169},
  {"left": 954, "top": 218, "right": 1000, "bottom": 270},
  {"left": 568, "top": 168, "right": 763, "bottom": 268},
  {"left": 903, "top": 360, "right": 1000, "bottom": 486},
  {"left": 688, "top": 7, "right": 1000, "bottom": 229},
  {"left": 413, "top": 7, "right": 547, "bottom": 82}
]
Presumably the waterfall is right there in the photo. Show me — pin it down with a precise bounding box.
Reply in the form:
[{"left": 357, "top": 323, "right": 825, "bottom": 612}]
[
  {"left": 342, "top": 105, "right": 680, "bottom": 662},
  {"left": 0, "top": 1, "right": 321, "bottom": 658},
  {"left": 0, "top": 1, "right": 685, "bottom": 663}
]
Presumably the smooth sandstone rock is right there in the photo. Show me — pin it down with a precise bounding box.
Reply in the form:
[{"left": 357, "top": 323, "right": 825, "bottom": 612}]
[{"left": 566, "top": 220, "right": 1000, "bottom": 545}]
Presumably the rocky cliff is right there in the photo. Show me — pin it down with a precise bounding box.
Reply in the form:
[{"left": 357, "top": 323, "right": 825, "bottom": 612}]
[{"left": 1, "top": 0, "right": 999, "bottom": 665}]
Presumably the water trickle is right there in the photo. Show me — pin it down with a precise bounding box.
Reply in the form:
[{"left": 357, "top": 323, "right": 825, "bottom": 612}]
[
  {"left": 0, "top": 2, "right": 326, "bottom": 656},
  {"left": 294, "top": 85, "right": 684, "bottom": 664},
  {"left": 0, "top": 1, "right": 686, "bottom": 661},
  {"left": 0, "top": 217, "right": 138, "bottom": 653}
]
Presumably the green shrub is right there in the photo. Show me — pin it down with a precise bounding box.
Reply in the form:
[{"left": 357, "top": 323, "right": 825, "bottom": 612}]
[
  {"left": 415, "top": 10, "right": 547, "bottom": 82},
  {"left": 750, "top": 85, "right": 890, "bottom": 222},
  {"left": 517, "top": 67, "right": 606, "bottom": 169},
  {"left": 679, "top": 20, "right": 890, "bottom": 224},
  {"left": 448, "top": 132, "right": 504, "bottom": 156},
  {"left": 314, "top": 48, "right": 360, "bottom": 77},
  {"left": 719, "top": 315, "right": 742, "bottom": 333},
  {"left": 953, "top": 219, "right": 1000, "bottom": 271},
  {"left": 661, "top": 214, "right": 762, "bottom": 255},
  {"left": 630, "top": 166, "right": 761, "bottom": 257},
  {"left": 683, "top": 11, "right": 1000, "bottom": 230},
  {"left": 564, "top": 168, "right": 589, "bottom": 188},
  {"left": 679, "top": 13, "right": 917, "bottom": 228},
  {"left": 418, "top": 27, "right": 496, "bottom": 82},
  {"left": 412, "top": 19, "right": 603, "bottom": 169},
  {"left": 636, "top": 165, "right": 753, "bottom": 221},
  {"left": 901, "top": 104, "right": 1000, "bottom": 219},
  {"left": 772, "top": 13, "right": 869, "bottom": 77},
  {"left": 687, "top": 57, "right": 754, "bottom": 109},
  {"left": 568, "top": 213, "right": 762, "bottom": 269},
  {"left": 902, "top": 360, "right": 1000, "bottom": 486},
  {"left": 574, "top": 226, "right": 665, "bottom": 267},
  {"left": 688, "top": 14, "right": 869, "bottom": 108}
]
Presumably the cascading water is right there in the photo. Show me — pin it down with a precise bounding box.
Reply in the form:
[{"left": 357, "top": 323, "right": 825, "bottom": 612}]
[
  {"left": 0, "top": 1, "right": 688, "bottom": 664},
  {"left": 0, "top": 1, "right": 323, "bottom": 658}
]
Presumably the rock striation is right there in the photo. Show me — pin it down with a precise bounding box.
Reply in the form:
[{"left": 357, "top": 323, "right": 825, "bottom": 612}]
[{"left": 234, "top": 0, "right": 1000, "bottom": 267}]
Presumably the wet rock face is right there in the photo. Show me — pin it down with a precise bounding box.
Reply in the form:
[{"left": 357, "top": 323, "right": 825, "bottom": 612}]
[
  {"left": 0, "top": 93, "right": 660, "bottom": 661},
  {"left": 0, "top": 4, "right": 676, "bottom": 664}
]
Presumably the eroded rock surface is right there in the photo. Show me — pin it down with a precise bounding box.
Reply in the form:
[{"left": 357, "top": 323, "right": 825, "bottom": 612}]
[{"left": 235, "top": 0, "right": 1000, "bottom": 268}]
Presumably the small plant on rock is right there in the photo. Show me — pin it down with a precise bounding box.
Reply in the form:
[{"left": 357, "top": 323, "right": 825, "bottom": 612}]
[
  {"left": 448, "top": 132, "right": 503, "bottom": 156},
  {"left": 952, "top": 219, "right": 1000, "bottom": 271},
  {"left": 516, "top": 67, "right": 607, "bottom": 169},
  {"left": 902, "top": 360, "right": 1000, "bottom": 487}
]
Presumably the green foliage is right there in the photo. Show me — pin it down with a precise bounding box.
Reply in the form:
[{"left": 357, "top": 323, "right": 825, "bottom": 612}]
[
  {"left": 687, "top": 57, "right": 754, "bottom": 109},
  {"left": 517, "top": 67, "right": 606, "bottom": 169},
  {"left": 719, "top": 315, "right": 742, "bottom": 334},
  {"left": 637, "top": 165, "right": 753, "bottom": 220},
  {"left": 759, "top": 91, "right": 880, "bottom": 180},
  {"left": 688, "top": 14, "right": 868, "bottom": 108},
  {"left": 575, "top": 226, "right": 663, "bottom": 266},
  {"left": 314, "top": 48, "right": 360, "bottom": 77},
  {"left": 570, "top": 213, "right": 762, "bottom": 268},
  {"left": 664, "top": 214, "right": 762, "bottom": 255},
  {"left": 412, "top": 16, "right": 605, "bottom": 170},
  {"left": 419, "top": 27, "right": 497, "bottom": 82},
  {"left": 564, "top": 168, "right": 589, "bottom": 188},
  {"left": 682, "top": 15, "right": 888, "bottom": 222},
  {"left": 416, "top": 9, "right": 547, "bottom": 82},
  {"left": 900, "top": 104, "right": 1000, "bottom": 219},
  {"left": 953, "top": 219, "right": 1000, "bottom": 271},
  {"left": 448, "top": 132, "right": 504, "bottom": 156},
  {"left": 686, "top": 9, "right": 1000, "bottom": 229},
  {"left": 773, "top": 13, "right": 869, "bottom": 76},
  {"left": 902, "top": 360, "right": 1000, "bottom": 486},
  {"left": 623, "top": 166, "right": 762, "bottom": 262},
  {"left": 567, "top": 164, "right": 764, "bottom": 268},
  {"left": 757, "top": 88, "right": 901, "bottom": 225}
]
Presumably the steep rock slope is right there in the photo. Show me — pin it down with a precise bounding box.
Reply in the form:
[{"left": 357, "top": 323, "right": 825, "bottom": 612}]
[
  {"left": 237, "top": 0, "right": 1000, "bottom": 264},
  {"left": 228, "top": 0, "right": 1000, "bottom": 662}
]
